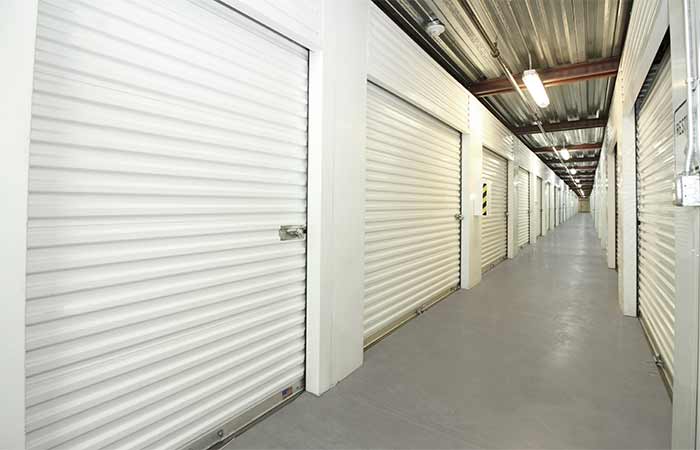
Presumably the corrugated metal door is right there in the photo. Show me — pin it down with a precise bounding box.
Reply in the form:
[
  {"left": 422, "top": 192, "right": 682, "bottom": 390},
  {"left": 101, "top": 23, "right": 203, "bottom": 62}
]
[
  {"left": 364, "top": 83, "right": 461, "bottom": 344},
  {"left": 26, "top": 1, "right": 308, "bottom": 449},
  {"left": 481, "top": 149, "right": 509, "bottom": 272},
  {"left": 536, "top": 177, "right": 543, "bottom": 236},
  {"left": 636, "top": 53, "right": 675, "bottom": 385},
  {"left": 517, "top": 168, "right": 530, "bottom": 247}
]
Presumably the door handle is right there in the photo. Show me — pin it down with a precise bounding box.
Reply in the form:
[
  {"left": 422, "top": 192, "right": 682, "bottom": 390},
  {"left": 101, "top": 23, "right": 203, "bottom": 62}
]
[{"left": 279, "top": 225, "right": 307, "bottom": 241}]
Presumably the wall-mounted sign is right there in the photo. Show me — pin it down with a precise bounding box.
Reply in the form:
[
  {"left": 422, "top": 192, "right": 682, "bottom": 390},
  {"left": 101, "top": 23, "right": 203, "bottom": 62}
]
[{"left": 481, "top": 180, "right": 490, "bottom": 216}]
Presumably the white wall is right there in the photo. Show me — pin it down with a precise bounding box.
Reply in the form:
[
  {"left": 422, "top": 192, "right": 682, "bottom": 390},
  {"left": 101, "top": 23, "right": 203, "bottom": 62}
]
[
  {"left": 367, "top": 6, "right": 469, "bottom": 133},
  {"left": 0, "top": 1, "right": 37, "bottom": 448}
]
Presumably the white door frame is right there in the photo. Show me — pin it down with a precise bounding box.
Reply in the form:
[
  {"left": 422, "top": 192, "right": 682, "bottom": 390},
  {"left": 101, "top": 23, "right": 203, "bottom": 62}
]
[{"left": 1, "top": 2, "right": 37, "bottom": 447}]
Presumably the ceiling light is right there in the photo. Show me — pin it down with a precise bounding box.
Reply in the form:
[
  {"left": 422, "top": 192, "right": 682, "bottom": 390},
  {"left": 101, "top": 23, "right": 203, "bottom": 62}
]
[
  {"left": 560, "top": 148, "right": 571, "bottom": 160},
  {"left": 522, "top": 69, "right": 550, "bottom": 108},
  {"left": 425, "top": 19, "right": 445, "bottom": 38},
  {"left": 570, "top": 168, "right": 577, "bottom": 175}
]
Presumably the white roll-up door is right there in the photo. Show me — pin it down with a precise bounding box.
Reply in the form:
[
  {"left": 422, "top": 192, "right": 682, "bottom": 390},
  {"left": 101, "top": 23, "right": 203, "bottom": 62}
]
[
  {"left": 554, "top": 188, "right": 560, "bottom": 227},
  {"left": 536, "top": 177, "right": 543, "bottom": 237},
  {"left": 26, "top": 2, "right": 308, "bottom": 449},
  {"left": 481, "top": 148, "right": 509, "bottom": 272},
  {"left": 636, "top": 53, "right": 675, "bottom": 385},
  {"left": 364, "top": 83, "right": 461, "bottom": 344},
  {"left": 517, "top": 168, "right": 530, "bottom": 247}
]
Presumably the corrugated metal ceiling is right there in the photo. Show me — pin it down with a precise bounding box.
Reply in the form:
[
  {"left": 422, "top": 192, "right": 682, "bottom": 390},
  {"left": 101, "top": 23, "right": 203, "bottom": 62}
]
[
  {"left": 386, "top": 0, "right": 632, "bottom": 192},
  {"left": 398, "top": 0, "right": 629, "bottom": 79}
]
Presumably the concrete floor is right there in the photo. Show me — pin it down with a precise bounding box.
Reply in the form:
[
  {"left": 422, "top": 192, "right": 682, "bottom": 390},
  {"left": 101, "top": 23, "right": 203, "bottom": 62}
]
[{"left": 225, "top": 214, "right": 672, "bottom": 449}]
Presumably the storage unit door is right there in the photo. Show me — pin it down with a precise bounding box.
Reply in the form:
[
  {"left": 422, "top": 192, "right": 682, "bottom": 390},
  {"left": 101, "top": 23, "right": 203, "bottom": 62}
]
[
  {"left": 364, "top": 83, "right": 461, "bottom": 344},
  {"left": 555, "top": 189, "right": 560, "bottom": 226},
  {"left": 536, "top": 177, "right": 543, "bottom": 236},
  {"left": 481, "top": 148, "right": 509, "bottom": 272},
  {"left": 517, "top": 168, "right": 530, "bottom": 247},
  {"left": 636, "top": 54, "right": 675, "bottom": 385},
  {"left": 26, "top": 2, "right": 308, "bottom": 449}
]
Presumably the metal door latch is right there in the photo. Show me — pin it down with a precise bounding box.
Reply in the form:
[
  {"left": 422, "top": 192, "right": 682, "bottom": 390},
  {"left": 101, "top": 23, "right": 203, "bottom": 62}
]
[
  {"left": 279, "top": 225, "right": 307, "bottom": 241},
  {"left": 454, "top": 213, "right": 464, "bottom": 221}
]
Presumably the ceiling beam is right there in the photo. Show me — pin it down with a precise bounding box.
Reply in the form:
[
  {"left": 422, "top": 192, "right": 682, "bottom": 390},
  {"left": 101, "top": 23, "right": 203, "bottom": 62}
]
[
  {"left": 532, "top": 143, "right": 602, "bottom": 153},
  {"left": 514, "top": 117, "right": 608, "bottom": 135},
  {"left": 554, "top": 168, "right": 595, "bottom": 177},
  {"left": 549, "top": 156, "right": 599, "bottom": 164},
  {"left": 470, "top": 57, "right": 620, "bottom": 97}
]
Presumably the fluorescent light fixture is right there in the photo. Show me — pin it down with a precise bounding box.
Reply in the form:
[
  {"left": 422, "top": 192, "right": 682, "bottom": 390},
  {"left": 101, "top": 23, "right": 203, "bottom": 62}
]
[
  {"left": 560, "top": 148, "right": 571, "bottom": 160},
  {"left": 522, "top": 69, "right": 550, "bottom": 108},
  {"left": 570, "top": 168, "right": 577, "bottom": 175}
]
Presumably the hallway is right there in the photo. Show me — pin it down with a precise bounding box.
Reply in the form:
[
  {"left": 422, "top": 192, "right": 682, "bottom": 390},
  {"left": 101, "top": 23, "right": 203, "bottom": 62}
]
[
  {"left": 225, "top": 214, "right": 671, "bottom": 449},
  {"left": 225, "top": 214, "right": 671, "bottom": 450}
]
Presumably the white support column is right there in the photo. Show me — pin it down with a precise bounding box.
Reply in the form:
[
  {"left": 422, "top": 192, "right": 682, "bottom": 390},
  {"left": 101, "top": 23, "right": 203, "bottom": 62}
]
[
  {"left": 619, "top": 107, "right": 638, "bottom": 317},
  {"left": 600, "top": 153, "right": 608, "bottom": 249},
  {"left": 530, "top": 171, "right": 537, "bottom": 243},
  {"left": 507, "top": 160, "right": 516, "bottom": 258},
  {"left": 543, "top": 182, "right": 550, "bottom": 236},
  {"left": 305, "top": 0, "right": 368, "bottom": 395},
  {"left": 462, "top": 133, "right": 482, "bottom": 289},
  {"left": 0, "top": 1, "right": 37, "bottom": 448},
  {"left": 606, "top": 144, "right": 617, "bottom": 269}
]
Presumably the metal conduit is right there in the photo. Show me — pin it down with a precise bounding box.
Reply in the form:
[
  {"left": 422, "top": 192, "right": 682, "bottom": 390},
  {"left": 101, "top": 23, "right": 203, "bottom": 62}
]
[{"left": 457, "top": 0, "right": 582, "bottom": 196}]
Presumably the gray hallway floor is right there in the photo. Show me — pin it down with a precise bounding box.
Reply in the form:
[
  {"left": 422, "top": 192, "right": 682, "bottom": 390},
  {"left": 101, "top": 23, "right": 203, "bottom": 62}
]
[{"left": 225, "top": 214, "right": 671, "bottom": 449}]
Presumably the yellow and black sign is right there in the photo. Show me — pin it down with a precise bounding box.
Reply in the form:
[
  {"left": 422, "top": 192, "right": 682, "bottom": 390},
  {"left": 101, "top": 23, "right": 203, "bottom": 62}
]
[{"left": 482, "top": 181, "right": 489, "bottom": 216}]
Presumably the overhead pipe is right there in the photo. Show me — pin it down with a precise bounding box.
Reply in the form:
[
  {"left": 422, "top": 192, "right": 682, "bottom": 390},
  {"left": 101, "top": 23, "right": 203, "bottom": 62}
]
[
  {"left": 457, "top": 0, "right": 583, "bottom": 196},
  {"left": 682, "top": 0, "right": 699, "bottom": 174}
]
